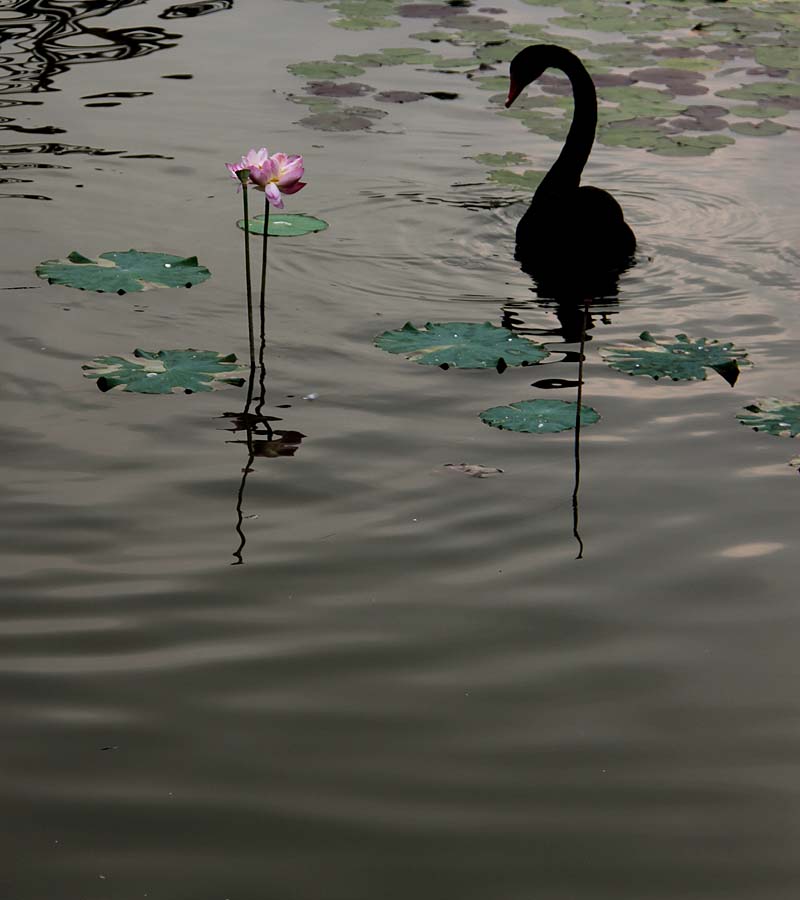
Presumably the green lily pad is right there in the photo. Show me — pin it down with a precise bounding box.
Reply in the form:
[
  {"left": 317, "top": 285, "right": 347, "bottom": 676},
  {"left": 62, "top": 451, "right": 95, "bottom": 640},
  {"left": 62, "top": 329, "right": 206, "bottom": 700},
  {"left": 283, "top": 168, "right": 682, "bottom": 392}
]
[
  {"left": 374, "top": 321, "right": 549, "bottom": 369},
  {"left": 472, "top": 151, "right": 530, "bottom": 167},
  {"left": 487, "top": 169, "right": 544, "bottom": 190},
  {"left": 649, "top": 133, "right": 735, "bottom": 156},
  {"left": 503, "top": 108, "right": 570, "bottom": 140},
  {"left": 236, "top": 213, "right": 329, "bottom": 236},
  {"left": 754, "top": 46, "right": 800, "bottom": 71},
  {"left": 82, "top": 349, "right": 247, "bottom": 394},
  {"left": 479, "top": 399, "right": 600, "bottom": 434},
  {"left": 288, "top": 60, "right": 366, "bottom": 79},
  {"left": 729, "top": 120, "right": 787, "bottom": 137},
  {"left": 36, "top": 250, "right": 211, "bottom": 294},
  {"left": 717, "top": 82, "right": 800, "bottom": 102},
  {"left": 600, "top": 332, "right": 750, "bottom": 385},
  {"left": 729, "top": 104, "right": 789, "bottom": 119},
  {"left": 737, "top": 399, "right": 800, "bottom": 437}
]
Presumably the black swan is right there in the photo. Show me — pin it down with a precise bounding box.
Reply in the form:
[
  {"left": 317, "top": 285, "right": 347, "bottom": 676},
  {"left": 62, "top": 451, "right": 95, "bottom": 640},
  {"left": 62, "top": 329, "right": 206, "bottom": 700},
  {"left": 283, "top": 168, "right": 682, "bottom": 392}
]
[{"left": 505, "top": 45, "right": 636, "bottom": 284}]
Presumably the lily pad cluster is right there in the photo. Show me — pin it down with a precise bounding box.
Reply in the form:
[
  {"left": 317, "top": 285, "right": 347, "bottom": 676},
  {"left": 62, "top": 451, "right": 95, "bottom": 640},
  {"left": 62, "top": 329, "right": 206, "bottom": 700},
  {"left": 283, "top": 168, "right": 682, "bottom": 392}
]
[
  {"left": 374, "top": 320, "right": 597, "bottom": 433},
  {"left": 287, "top": 0, "right": 799, "bottom": 153}
]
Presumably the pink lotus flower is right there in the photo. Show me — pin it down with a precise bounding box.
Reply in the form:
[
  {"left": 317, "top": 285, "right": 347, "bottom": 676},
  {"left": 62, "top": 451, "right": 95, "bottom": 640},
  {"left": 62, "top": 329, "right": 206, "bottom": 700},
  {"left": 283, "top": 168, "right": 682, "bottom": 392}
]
[{"left": 225, "top": 148, "right": 306, "bottom": 209}]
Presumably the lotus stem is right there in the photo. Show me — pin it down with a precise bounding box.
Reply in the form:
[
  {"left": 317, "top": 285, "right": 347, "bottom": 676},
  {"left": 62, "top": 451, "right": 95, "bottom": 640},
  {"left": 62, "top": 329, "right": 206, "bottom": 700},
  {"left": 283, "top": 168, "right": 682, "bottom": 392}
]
[
  {"left": 239, "top": 172, "right": 255, "bottom": 367},
  {"left": 259, "top": 196, "right": 269, "bottom": 345}
]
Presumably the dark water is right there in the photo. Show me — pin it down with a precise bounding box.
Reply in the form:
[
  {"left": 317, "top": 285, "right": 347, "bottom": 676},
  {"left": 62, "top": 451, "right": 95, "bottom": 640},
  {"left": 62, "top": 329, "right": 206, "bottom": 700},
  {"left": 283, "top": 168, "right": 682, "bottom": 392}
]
[{"left": 2, "top": 1, "right": 800, "bottom": 898}]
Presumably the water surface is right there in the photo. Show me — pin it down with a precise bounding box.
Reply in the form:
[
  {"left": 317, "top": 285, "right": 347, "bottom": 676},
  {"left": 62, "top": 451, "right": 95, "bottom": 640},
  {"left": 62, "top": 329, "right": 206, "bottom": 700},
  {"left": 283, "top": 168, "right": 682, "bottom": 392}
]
[{"left": 2, "top": 1, "right": 800, "bottom": 898}]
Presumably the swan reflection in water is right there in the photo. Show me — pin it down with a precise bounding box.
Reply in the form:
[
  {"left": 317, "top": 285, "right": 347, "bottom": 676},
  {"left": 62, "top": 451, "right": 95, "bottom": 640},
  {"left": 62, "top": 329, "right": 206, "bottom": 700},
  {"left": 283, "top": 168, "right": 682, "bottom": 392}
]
[{"left": 500, "top": 45, "right": 640, "bottom": 556}]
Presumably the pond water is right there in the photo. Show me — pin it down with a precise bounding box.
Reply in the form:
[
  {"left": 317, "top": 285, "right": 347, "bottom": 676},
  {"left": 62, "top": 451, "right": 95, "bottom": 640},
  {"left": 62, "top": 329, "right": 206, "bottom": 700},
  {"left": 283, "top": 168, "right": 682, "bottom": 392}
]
[{"left": 3, "top": 0, "right": 800, "bottom": 897}]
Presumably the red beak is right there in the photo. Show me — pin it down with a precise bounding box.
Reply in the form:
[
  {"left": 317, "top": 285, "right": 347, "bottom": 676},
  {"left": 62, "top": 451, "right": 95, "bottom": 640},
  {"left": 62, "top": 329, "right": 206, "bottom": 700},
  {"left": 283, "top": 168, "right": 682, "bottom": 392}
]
[{"left": 505, "top": 77, "right": 521, "bottom": 108}]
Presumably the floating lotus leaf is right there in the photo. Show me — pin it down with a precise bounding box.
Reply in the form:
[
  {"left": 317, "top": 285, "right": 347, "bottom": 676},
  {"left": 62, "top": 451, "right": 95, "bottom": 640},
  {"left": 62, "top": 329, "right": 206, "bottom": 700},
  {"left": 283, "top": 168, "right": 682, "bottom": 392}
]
[
  {"left": 472, "top": 151, "right": 530, "bottom": 166},
  {"left": 427, "top": 55, "right": 479, "bottom": 70},
  {"left": 650, "top": 133, "right": 735, "bottom": 156},
  {"left": 374, "top": 321, "right": 549, "bottom": 369},
  {"left": 332, "top": 2, "right": 401, "bottom": 31},
  {"left": 82, "top": 349, "right": 247, "bottom": 394},
  {"left": 598, "top": 123, "right": 671, "bottom": 149},
  {"left": 599, "top": 85, "right": 682, "bottom": 117},
  {"left": 754, "top": 46, "right": 800, "bottom": 71},
  {"left": 729, "top": 104, "right": 789, "bottom": 119},
  {"left": 717, "top": 82, "right": 800, "bottom": 102},
  {"left": 336, "top": 47, "right": 436, "bottom": 66},
  {"left": 487, "top": 168, "right": 544, "bottom": 190},
  {"left": 737, "top": 399, "right": 800, "bottom": 438},
  {"left": 36, "top": 250, "right": 211, "bottom": 294},
  {"left": 288, "top": 60, "right": 366, "bottom": 79},
  {"left": 236, "top": 213, "right": 329, "bottom": 237},
  {"left": 503, "top": 108, "right": 570, "bottom": 139},
  {"left": 600, "top": 331, "right": 750, "bottom": 385},
  {"left": 480, "top": 399, "right": 600, "bottom": 434},
  {"left": 729, "top": 120, "right": 787, "bottom": 137},
  {"left": 473, "top": 75, "right": 511, "bottom": 91},
  {"left": 409, "top": 30, "right": 452, "bottom": 41}
]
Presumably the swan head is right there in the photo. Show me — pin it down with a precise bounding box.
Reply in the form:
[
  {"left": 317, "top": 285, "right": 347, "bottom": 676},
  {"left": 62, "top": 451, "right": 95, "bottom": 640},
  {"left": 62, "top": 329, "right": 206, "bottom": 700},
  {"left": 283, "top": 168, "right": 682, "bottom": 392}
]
[{"left": 505, "top": 45, "right": 558, "bottom": 108}]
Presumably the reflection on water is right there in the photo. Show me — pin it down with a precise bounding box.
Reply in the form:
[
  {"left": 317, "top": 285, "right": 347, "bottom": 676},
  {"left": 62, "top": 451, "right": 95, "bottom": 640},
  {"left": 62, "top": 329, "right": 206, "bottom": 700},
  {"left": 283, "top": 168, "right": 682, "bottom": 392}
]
[
  {"left": 0, "top": 0, "right": 230, "bottom": 196},
  {"left": 0, "top": 0, "right": 180, "bottom": 95}
]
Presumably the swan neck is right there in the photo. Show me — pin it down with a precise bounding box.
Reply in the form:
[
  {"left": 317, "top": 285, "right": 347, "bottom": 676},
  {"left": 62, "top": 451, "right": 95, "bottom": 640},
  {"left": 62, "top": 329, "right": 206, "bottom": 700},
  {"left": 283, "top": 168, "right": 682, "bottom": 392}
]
[{"left": 538, "top": 52, "right": 596, "bottom": 194}]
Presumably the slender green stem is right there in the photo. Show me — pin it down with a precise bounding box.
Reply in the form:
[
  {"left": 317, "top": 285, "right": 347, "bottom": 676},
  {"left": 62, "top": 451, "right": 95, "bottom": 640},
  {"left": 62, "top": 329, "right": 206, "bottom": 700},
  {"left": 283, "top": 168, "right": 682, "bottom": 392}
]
[
  {"left": 240, "top": 181, "right": 255, "bottom": 367},
  {"left": 259, "top": 196, "right": 269, "bottom": 343}
]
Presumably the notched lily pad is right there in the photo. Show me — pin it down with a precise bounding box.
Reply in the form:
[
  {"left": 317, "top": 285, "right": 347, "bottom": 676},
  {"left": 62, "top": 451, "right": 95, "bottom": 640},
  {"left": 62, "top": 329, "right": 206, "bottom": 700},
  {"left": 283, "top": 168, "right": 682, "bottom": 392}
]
[
  {"left": 737, "top": 399, "right": 800, "bottom": 438},
  {"left": 600, "top": 331, "right": 750, "bottom": 385},
  {"left": 374, "top": 321, "right": 549, "bottom": 369},
  {"left": 236, "top": 213, "right": 329, "bottom": 237},
  {"left": 479, "top": 398, "right": 599, "bottom": 434},
  {"left": 82, "top": 349, "right": 247, "bottom": 394},
  {"left": 37, "top": 250, "right": 211, "bottom": 294}
]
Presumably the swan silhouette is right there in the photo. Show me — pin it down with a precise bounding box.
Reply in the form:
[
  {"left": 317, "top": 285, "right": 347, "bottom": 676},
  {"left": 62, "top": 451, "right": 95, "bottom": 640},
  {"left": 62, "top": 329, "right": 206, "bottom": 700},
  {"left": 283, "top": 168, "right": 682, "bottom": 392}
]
[{"left": 506, "top": 45, "right": 636, "bottom": 286}]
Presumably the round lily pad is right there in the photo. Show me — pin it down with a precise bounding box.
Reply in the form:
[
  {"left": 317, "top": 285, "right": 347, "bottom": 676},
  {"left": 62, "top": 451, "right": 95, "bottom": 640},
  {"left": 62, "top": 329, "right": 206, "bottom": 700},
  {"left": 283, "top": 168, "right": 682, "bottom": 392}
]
[
  {"left": 36, "top": 250, "right": 211, "bottom": 294},
  {"left": 374, "top": 321, "right": 550, "bottom": 369},
  {"left": 600, "top": 331, "right": 750, "bottom": 385},
  {"left": 729, "top": 120, "right": 787, "bottom": 137},
  {"left": 82, "top": 349, "right": 247, "bottom": 394},
  {"left": 737, "top": 399, "right": 800, "bottom": 438},
  {"left": 479, "top": 399, "right": 600, "bottom": 434},
  {"left": 236, "top": 213, "right": 329, "bottom": 237}
]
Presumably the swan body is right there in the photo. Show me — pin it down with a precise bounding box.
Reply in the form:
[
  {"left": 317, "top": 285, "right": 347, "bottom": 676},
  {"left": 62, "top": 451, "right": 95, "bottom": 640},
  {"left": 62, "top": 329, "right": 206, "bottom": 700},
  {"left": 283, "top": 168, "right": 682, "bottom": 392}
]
[{"left": 506, "top": 45, "right": 636, "bottom": 282}]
